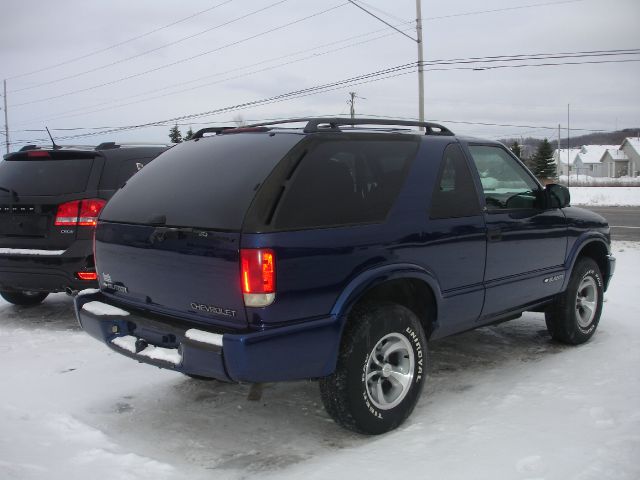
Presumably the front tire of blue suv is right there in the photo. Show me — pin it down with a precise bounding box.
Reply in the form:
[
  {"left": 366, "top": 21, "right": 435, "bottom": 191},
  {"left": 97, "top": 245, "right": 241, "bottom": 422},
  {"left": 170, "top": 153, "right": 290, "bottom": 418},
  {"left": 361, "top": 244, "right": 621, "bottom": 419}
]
[
  {"left": 0, "top": 290, "right": 49, "bottom": 306},
  {"left": 545, "top": 257, "right": 604, "bottom": 345},
  {"left": 319, "top": 303, "right": 427, "bottom": 435}
]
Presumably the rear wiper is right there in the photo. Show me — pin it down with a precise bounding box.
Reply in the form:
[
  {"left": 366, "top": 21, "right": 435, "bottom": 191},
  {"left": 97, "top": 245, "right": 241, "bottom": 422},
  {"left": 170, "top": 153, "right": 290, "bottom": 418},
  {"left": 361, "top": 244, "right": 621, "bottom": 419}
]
[{"left": 0, "top": 186, "right": 19, "bottom": 200}]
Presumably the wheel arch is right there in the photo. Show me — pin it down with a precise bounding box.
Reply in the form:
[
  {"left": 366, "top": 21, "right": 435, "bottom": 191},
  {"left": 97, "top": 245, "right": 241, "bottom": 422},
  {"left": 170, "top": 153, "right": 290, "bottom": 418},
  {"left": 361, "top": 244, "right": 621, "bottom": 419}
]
[
  {"left": 566, "top": 235, "right": 611, "bottom": 289},
  {"left": 331, "top": 264, "right": 441, "bottom": 342}
]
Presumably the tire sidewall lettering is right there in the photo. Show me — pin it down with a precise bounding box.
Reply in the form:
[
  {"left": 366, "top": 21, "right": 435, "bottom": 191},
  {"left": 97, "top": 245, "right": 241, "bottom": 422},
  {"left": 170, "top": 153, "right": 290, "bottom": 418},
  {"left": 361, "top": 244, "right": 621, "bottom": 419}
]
[
  {"left": 360, "top": 325, "right": 425, "bottom": 421},
  {"left": 576, "top": 269, "right": 602, "bottom": 334}
]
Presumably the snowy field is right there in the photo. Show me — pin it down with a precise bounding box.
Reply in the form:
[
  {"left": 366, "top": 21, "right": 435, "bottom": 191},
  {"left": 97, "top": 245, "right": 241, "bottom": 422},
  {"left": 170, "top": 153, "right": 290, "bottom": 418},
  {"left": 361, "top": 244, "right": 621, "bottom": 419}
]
[
  {"left": 1, "top": 242, "right": 640, "bottom": 480},
  {"left": 569, "top": 187, "right": 640, "bottom": 206}
]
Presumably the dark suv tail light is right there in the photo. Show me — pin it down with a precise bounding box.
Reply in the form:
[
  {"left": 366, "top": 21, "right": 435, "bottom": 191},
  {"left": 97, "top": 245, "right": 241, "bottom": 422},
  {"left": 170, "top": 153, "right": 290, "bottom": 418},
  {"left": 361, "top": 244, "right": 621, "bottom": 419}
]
[
  {"left": 240, "top": 248, "right": 275, "bottom": 307},
  {"left": 55, "top": 199, "right": 106, "bottom": 227},
  {"left": 78, "top": 199, "right": 106, "bottom": 226}
]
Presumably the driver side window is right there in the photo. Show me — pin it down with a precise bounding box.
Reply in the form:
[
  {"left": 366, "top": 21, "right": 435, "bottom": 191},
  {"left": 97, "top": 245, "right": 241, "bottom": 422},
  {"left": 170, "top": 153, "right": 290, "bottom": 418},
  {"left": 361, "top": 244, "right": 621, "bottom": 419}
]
[{"left": 468, "top": 145, "right": 540, "bottom": 210}]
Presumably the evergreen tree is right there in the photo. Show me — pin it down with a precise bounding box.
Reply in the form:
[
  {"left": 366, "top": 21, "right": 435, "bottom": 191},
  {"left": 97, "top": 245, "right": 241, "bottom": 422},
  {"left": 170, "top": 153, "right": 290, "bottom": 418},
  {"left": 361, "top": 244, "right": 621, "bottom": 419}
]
[
  {"left": 169, "top": 124, "right": 182, "bottom": 143},
  {"left": 510, "top": 141, "right": 522, "bottom": 158},
  {"left": 532, "top": 138, "right": 556, "bottom": 179},
  {"left": 184, "top": 127, "right": 194, "bottom": 141}
]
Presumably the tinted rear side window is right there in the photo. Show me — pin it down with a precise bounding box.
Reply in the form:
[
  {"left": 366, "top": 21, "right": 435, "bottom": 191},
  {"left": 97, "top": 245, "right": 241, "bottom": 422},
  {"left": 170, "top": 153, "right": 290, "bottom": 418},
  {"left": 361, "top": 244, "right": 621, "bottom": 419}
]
[
  {"left": 100, "top": 133, "right": 304, "bottom": 230},
  {"left": 430, "top": 143, "right": 481, "bottom": 219},
  {"left": 98, "top": 148, "right": 166, "bottom": 190},
  {"left": 267, "top": 135, "right": 419, "bottom": 230},
  {"left": 0, "top": 158, "right": 93, "bottom": 195}
]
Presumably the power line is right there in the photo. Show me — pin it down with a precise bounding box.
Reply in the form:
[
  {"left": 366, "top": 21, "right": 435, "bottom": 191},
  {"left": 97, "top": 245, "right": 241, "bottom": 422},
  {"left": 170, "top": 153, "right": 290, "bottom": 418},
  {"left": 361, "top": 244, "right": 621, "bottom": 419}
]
[
  {"left": 14, "top": 47, "right": 639, "bottom": 126},
  {"left": 9, "top": 2, "right": 349, "bottom": 108},
  {"left": 16, "top": 26, "right": 409, "bottom": 126},
  {"left": 7, "top": 0, "right": 589, "bottom": 96},
  {"left": 6, "top": 53, "right": 631, "bottom": 146},
  {"left": 5, "top": 0, "right": 236, "bottom": 81},
  {"left": 423, "top": 0, "right": 585, "bottom": 22},
  {"left": 347, "top": 0, "right": 417, "bottom": 42},
  {"left": 9, "top": 0, "right": 290, "bottom": 94}
]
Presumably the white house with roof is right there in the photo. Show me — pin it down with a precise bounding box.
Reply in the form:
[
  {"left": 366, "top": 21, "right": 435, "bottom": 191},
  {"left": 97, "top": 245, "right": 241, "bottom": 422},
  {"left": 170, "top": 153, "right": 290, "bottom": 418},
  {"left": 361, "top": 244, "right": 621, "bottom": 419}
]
[
  {"left": 554, "top": 138, "right": 640, "bottom": 178},
  {"left": 554, "top": 148, "right": 581, "bottom": 176},
  {"left": 600, "top": 138, "right": 640, "bottom": 178}
]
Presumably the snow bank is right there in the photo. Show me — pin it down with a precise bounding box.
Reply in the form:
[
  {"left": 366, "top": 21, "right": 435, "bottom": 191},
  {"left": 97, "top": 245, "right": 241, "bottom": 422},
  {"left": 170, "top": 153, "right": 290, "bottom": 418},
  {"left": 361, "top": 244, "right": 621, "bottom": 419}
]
[
  {"left": 559, "top": 175, "right": 640, "bottom": 186},
  {"left": 570, "top": 186, "right": 640, "bottom": 206}
]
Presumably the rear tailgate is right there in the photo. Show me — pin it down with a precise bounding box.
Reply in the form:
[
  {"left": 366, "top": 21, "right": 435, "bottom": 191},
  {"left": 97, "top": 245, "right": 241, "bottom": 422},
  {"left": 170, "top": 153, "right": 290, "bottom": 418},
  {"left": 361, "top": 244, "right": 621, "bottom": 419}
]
[
  {"left": 96, "top": 132, "right": 305, "bottom": 329},
  {"left": 0, "top": 150, "right": 100, "bottom": 250},
  {"left": 96, "top": 222, "right": 245, "bottom": 327}
]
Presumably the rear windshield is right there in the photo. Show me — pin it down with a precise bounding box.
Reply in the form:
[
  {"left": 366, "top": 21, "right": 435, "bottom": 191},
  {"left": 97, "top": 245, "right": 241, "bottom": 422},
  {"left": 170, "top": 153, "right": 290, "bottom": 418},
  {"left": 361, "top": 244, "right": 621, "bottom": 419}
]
[
  {"left": 100, "top": 133, "right": 304, "bottom": 230},
  {"left": 0, "top": 157, "right": 93, "bottom": 195},
  {"left": 244, "top": 134, "right": 419, "bottom": 231}
]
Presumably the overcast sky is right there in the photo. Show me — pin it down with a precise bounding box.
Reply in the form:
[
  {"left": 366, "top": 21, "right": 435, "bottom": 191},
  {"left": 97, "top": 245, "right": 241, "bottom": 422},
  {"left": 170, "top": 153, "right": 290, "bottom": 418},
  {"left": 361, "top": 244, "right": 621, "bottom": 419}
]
[{"left": 1, "top": 0, "right": 638, "bottom": 149}]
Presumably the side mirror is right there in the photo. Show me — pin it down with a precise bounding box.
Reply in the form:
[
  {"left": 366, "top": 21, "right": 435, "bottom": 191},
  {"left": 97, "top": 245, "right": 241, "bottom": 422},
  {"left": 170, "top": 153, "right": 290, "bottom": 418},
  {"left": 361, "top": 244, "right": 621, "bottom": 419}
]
[{"left": 545, "top": 183, "right": 570, "bottom": 209}]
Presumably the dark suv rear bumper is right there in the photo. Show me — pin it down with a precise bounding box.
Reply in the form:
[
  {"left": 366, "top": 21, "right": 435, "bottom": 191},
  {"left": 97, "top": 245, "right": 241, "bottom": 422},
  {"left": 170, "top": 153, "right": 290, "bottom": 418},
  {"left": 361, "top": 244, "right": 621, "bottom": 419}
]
[
  {"left": 74, "top": 292, "right": 341, "bottom": 383},
  {"left": 0, "top": 243, "right": 97, "bottom": 292}
]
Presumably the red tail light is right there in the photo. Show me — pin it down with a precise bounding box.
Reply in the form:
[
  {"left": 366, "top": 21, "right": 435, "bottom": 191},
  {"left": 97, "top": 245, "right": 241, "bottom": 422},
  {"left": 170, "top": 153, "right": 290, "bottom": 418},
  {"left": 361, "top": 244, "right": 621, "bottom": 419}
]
[
  {"left": 27, "top": 150, "right": 50, "bottom": 158},
  {"left": 55, "top": 199, "right": 105, "bottom": 227},
  {"left": 78, "top": 199, "right": 106, "bottom": 226},
  {"left": 54, "top": 200, "right": 80, "bottom": 226},
  {"left": 241, "top": 248, "right": 276, "bottom": 307},
  {"left": 76, "top": 271, "right": 98, "bottom": 281}
]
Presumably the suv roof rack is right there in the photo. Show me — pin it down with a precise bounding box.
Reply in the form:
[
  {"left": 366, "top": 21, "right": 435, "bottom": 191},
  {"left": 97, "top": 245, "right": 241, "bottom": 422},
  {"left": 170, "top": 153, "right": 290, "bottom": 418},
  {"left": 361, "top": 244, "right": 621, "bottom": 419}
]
[
  {"left": 192, "top": 126, "right": 236, "bottom": 139},
  {"left": 254, "top": 117, "right": 454, "bottom": 135},
  {"left": 192, "top": 118, "right": 454, "bottom": 138}
]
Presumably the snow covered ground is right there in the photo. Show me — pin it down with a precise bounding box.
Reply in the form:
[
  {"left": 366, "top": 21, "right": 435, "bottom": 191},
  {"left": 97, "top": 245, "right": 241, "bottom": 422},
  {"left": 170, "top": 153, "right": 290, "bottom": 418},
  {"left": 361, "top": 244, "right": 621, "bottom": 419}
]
[
  {"left": 569, "top": 187, "right": 640, "bottom": 206},
  {"left": 1, "top": 242, "right": 639, "bottom": 480}
]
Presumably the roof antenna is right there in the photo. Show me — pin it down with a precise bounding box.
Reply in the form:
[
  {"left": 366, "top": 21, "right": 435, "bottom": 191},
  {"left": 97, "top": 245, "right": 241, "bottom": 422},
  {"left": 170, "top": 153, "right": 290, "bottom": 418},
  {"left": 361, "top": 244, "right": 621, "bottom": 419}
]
[{"left": 45, "top": 126, "right": 60, "bottom": 150}]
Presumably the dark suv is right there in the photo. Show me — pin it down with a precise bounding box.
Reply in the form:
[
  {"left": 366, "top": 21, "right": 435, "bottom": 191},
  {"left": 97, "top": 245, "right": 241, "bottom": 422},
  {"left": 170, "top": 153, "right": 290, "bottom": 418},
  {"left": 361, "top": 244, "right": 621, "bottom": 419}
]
[
  {"left": 74, "top": 118, "right": 615, "bottom": 434},
  {"left": 0, "top": 143, "right": 169, "bottom": 305}
]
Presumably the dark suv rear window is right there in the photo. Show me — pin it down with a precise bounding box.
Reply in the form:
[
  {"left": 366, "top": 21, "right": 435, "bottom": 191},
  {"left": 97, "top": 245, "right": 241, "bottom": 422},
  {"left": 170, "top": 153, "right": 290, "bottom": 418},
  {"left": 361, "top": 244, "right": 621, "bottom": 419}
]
[
  {"left": 100, "top": 133, "right": 304, "bottom": 230},
  {"left": 246, "top": 134, "right": 419, "bottom": 231},
  {"left": 0, "top": 157, "right": 93, "bottom": 195}
]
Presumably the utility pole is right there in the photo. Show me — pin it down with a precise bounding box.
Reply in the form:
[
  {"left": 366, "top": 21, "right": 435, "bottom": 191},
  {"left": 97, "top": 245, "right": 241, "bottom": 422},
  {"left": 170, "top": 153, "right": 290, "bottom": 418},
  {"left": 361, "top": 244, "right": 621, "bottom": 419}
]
[
  {"left": 346, "top": 0, "right": 425, "bottom": 128},
  {"left": 558, "top": 124, "right": 561, "bottom": 180},
  {"left": 347, "top": 91, "right": 366, "bottom": 120},
  {"left": 3, "top": 80, "right": 8, "bottom": 154},
  {"left": 567, "top": 104, "right": 570, "bottom": 189},
  {"left": 349, "top": 92, "right": 356, "bottom": 119},
  {"left": 416, "top": 0, "right": 425, "bottom": 128}
]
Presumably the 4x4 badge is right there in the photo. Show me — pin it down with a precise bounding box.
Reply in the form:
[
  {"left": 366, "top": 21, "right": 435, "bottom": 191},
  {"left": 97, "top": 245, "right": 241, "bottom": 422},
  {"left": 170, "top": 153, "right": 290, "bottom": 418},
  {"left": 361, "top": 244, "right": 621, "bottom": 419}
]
[{"left": 544, "top": 274, "right": 564, "bottom": 284}]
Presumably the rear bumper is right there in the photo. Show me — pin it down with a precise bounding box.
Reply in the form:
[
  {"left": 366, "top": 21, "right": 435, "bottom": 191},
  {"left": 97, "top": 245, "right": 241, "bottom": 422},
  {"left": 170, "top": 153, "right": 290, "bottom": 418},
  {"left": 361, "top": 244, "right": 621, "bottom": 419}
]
[
  {"left": 0, "top": 250, "right": 96, "bottom": 292},
  {"left": 74, "top": 292, "right": 342, "bottom": 383}
]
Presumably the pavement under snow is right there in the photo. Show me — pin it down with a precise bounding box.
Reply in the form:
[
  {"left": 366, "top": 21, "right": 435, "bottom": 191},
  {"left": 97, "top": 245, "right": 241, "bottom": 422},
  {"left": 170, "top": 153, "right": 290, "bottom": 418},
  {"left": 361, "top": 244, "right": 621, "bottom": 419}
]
[{"left": 1, "top": 242, "right": 639, "bottom": 480}]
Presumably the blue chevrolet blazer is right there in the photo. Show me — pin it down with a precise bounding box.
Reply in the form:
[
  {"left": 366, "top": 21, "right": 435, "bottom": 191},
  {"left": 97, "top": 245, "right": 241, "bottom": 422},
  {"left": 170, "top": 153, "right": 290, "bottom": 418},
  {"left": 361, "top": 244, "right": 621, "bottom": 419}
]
[{"left": 75, "top": 118, "right": 615, "bottom": 434}]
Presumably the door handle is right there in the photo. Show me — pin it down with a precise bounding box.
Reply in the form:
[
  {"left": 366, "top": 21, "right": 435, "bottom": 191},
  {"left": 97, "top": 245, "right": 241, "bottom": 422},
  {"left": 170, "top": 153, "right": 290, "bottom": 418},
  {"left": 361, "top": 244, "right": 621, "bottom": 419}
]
[{"left": 487, "top": 227, "right": 502, "bottom": 242}]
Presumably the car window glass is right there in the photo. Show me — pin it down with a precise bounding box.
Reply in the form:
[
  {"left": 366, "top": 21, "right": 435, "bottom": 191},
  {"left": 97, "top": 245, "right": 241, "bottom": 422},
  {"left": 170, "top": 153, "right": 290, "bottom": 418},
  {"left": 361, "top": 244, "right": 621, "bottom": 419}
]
[
  {"left": 0, "top": 158, "right": 93, "bottom": 195},
  {"left": 101, "top": 133, "right": 304, "bottom": 231},
  {"left": 467, "top": 145, "right": 540, "bottom": 210},
  {"left": 430, "top": 144, "right": 480, "bottom": 219},
  {"left": 272, "top": 137, "right": 418, "bottom": 230}
]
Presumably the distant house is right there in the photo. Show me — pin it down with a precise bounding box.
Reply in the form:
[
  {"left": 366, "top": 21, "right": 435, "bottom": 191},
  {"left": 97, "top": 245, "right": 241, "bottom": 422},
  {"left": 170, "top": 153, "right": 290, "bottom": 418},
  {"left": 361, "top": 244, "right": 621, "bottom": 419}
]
[
  {"left": 554, "top": 138, "right": 640, "bottom": 178},
  {"left": 554, "top": 148, "right": 581, "bottom": 176},
  {"left": 575, "top": 145, "right": 618, "bottom": 177},
  {"left": 600, "top": 138, "right": 640, "bottom": 178}
]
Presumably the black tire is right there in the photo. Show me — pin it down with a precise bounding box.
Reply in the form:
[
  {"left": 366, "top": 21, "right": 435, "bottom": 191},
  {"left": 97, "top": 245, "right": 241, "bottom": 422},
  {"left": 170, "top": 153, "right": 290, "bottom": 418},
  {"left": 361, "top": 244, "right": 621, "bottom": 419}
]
[
  {"left": 319, "top": 303, "right": 427, "bottom": 435},
  {"left": 545, "top": 257, "right": 603, "bottom": 345},
  {"left": 0, "top": 290, "right": 49, "bottom": 306}
]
